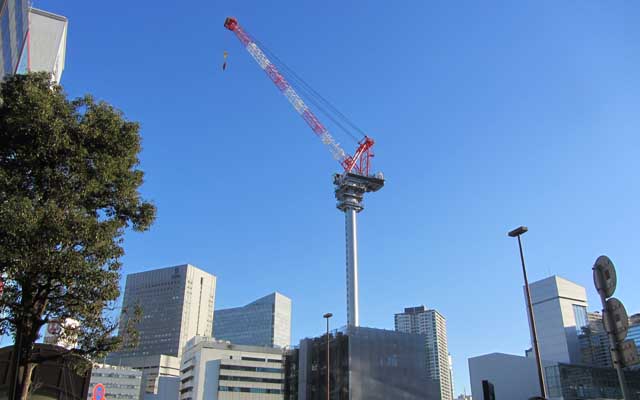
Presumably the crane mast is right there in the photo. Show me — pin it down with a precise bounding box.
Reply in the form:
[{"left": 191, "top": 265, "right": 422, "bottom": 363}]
[{"left": 225, "top": 17, "right": 384, "bottom": 327}]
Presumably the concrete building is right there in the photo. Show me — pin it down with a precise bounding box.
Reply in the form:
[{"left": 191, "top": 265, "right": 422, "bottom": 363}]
[
  {"left": 180, "top": 336, "right": 285, "bottom": 400},
  {"left": 468, "top": 353, "right": 542, "bottom": 400},
  {"left": 469, "top": 352, "right": 640, "bottom": 400},
  {"left": 213, "top": 292, "right": 291, "bottom": 349},
  {"left": 395, "top": 305, "right": 453, "bottom": 400},
  {"left": 28, "top": 8, "right": 67, "bottom": 83},
  {"left": 527, "top": 275, "right": 589, "bottom": 364},
  {"left": 88, "top": 364, "right": 142, "bottom": 400},
  {"left": 107, "top": 354, "right": 181, "bottom": 400},
  {"left": 116, "top": 264, "right": 217, "bottom": 359},
  {"left": 0, "top": 0, "right": 28, "bottom": 79},
  {"left": 287, "top": 326, "right": 440, "bottom": 400}
]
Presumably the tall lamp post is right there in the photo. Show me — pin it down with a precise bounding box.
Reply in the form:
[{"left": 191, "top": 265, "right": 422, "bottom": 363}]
[
  {"left": 508, "top": 226, "right": 547, "bottom": 400},
  {"left": 323, "top": 313, "right": 333, "bottom": 400}
]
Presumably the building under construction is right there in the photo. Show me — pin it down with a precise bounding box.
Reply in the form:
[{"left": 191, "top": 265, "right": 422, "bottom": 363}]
[{"left": 284, "top": 327, "right": 441, "bottom": 400}]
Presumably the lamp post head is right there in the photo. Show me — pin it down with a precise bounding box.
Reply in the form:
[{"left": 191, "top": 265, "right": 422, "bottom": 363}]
[
  {"left": 323, "top": 313, "right": 333, "bottom": 319},
  {"left": 508, "top": 226, "right": 528, "bottom": 237}
]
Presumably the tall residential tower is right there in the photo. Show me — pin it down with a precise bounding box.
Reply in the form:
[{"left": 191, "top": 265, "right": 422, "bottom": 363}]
[{"left": 395, "top": 306, "right": 453, "bottom": 400}]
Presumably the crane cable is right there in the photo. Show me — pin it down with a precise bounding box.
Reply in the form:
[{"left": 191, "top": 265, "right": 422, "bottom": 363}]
[{"left": 253, "top": 38, "right": 364, "bottom": 144}]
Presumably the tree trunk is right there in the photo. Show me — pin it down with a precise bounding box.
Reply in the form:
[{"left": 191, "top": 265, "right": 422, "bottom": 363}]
[{"left": 18, "top": 363, "right": 36, "bottom": 400}]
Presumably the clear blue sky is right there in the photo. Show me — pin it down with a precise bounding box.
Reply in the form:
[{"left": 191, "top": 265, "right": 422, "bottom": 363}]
[{"left": 37, "top": 0, "right": 640, "bottom": 395}]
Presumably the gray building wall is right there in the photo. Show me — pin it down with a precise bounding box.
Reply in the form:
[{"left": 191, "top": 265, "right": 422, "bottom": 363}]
[
  {"left": 116, "top": 264, "right": 216, "bottom": 359},
  {"left": 213, "top": 292, "right": 291, "bottom": 349},
  {"left": 469, "top": 353, "right": 541, "bottom": 400}
]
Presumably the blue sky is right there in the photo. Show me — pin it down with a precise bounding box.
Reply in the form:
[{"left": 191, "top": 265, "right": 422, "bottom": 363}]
[{"left": 37, "top": 0, "right": 640, "bottom": 395}]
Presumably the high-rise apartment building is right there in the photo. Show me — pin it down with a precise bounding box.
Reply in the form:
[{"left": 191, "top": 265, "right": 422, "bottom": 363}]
[
  {"left": 0, "top": 2, "right": 67, "bottom": 83},
  {"left": 395, "top": 306, "right": 453, "bottom": 400},
  {"left": 116, "top": 264, "right": 217, "bottom": 359},
  {"left": 527, "top": 275, "right": 588, "bottom": 364},
  {"left": 213, "top": 292, "right": 291, "bottom": 349}
]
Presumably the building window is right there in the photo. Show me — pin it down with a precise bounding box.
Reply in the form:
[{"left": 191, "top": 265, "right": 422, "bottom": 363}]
[{"left": 573, "top": 305, "right": 588, "bottom": 333}]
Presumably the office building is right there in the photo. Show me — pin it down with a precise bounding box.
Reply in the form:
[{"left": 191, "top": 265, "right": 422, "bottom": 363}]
[
  {"left": 527, "top": 275, "right": 589, "bottom": 364},
  {"left": 0, "top": 2, "right": 67, "bottom": 83},
  {"left": 88, "top": 364, "right": 142, "bottom": 400},
  {"left": 115, "top": 264, "right": 216, "bottom": 359},
  {"left": 180, "top": 336, "right": 285, "bottom": 400},
  {"left": 107, "top": 354, "right": 180, "bottom": 400},
  {"left": 287, "top": 326, "right": 440, "bottom": 400},
  {"left": 0, "top": 0, "right": 28, "bottom": 79},
  {"left": 395, "top": 305, "right": 453, "bottom": 400},
  {"left": 213, "top": 292, "right": 291, "bottom": 349},
  {"left": 578, "top": 312, "right": 612, "bottom": 367},
  {"left": 545, "top": 363, "right": 640, "bottom": 399}
]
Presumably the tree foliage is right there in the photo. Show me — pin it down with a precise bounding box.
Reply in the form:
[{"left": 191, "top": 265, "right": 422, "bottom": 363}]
[{"left": 0, "top": 73, "right": 155, "bottom": 398}]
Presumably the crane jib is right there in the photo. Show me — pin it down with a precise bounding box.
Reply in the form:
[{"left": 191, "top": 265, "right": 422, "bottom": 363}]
[{"left": 224, "top": 17, "right": 375, "bottom": 174}]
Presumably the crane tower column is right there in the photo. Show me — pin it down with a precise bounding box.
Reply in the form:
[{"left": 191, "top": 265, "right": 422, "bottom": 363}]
[{"left": 334, "top": 172, "right": 384, "bottom": 327}]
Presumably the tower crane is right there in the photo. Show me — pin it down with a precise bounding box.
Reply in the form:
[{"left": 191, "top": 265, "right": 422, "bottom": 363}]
[{"left": 224, "top": 17, "right": 384, "bottom": 328}]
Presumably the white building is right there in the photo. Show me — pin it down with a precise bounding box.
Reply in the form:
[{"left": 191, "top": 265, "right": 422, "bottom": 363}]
[
  {"left": 88, "top": 364, "right": 142, "bottom": 400},
  {"left": 394, "top": 306, "right": 453, "bottom": 400},
  {"left": 213, "top": 292, "right": 291, "bottom": 349},
  {"left": 180, "top": 336, "right": 284, "bottom": 400},
  {"left": 527, "top": 275, "right": 588, "bottom": 364}
]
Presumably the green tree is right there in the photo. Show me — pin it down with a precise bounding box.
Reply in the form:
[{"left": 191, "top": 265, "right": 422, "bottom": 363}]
[{"left": 0, "top": 73, "right": 156, "bottom": 400}]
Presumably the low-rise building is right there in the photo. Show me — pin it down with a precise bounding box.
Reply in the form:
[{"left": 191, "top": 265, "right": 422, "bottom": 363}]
[
  {"left": 107, "top": 354, "right": 181, "bottom": 400},
  {"left": 180, "top": 336, "right": 285, "bottom": 400},
  {"left": 88, "top": 364, "right": 142, "bottom": 400}
]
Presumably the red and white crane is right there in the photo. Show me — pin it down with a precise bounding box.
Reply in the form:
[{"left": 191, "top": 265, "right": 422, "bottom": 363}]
[{"left": 224, "top": 17, "right": 384, "bottom": 328}]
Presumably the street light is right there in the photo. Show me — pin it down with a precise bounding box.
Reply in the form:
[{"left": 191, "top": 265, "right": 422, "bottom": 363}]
[
  {"left": 508, "top": 226, "right": 547, "bottom": 400},
  {"left": 323, "top": 313, "right": 333, "bottom": 400}
]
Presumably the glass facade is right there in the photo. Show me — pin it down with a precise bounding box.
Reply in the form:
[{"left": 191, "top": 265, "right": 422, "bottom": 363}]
[
  {"left": 213, "top": 292, "right": 291, "bottom": 348},
  {"left": 545, "top": 363, "right": 640, "bottom": 400},
  {"left": 291, "top": 327, "right": 441, "bottom": 400},
  {"left": 573, "top": 304, "right": 588, "bottom": 333},
  {"left": 0, "top": 0, "right": 29, "bottom": 78}
]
